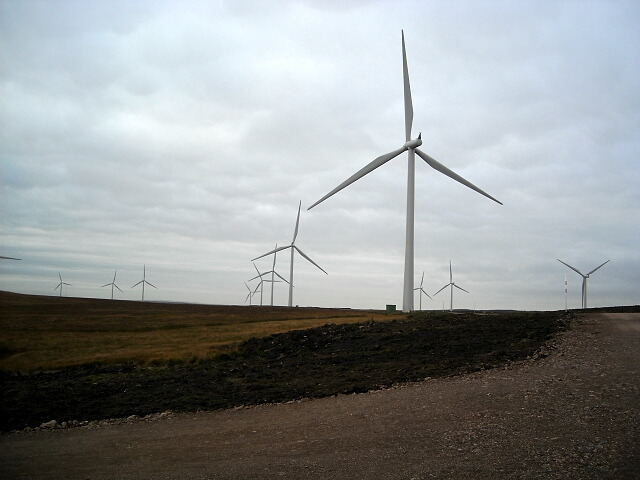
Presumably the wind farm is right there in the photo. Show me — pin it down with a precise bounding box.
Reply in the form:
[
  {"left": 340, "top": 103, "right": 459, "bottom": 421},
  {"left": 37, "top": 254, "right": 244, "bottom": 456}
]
[{"left": 1, "top": 6, "right": 638, "bottom": 478}]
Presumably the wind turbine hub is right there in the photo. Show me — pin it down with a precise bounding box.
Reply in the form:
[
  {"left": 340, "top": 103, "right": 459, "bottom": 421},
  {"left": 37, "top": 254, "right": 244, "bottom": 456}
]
[{"left": 403, "top": 137, "right": 423, "bottom": 149}]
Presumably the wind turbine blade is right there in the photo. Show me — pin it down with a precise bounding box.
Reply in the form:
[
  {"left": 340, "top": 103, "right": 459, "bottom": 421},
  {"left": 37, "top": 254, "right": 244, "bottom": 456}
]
[
  {"left": 449, "top": 261, "right": 452, "bottom": 284},
  {"left": 433, "top": 284, "right": 450, "bottom": 296},
  {"left": 293, "top": 246, "right": 328, "bottom": 274},
  {"left": 557, "top": 259, "right": 585, "bottom": 277},
  {"left": 131, "top": 280, "right": 143, "bottom": 289},
  {"left": 421, "top": 288, "right": 433, "bottom": 299},
  {"left": 454, "top": 284, "right": 469, "bottom": 294},
  {"left": 146, "top": 281, "right": 158, "bottom": 289},
  {"left": 420, "top": 271, "right": 424, "bottom": 288},
  {"left": 308, "top": 145, "right": 408, "bottom": 210},
  {"left": 292, "top": 201, "right": 301, "bottom": 243},
  {"left": 101, "top": 283, "right": 111, "bottom": 288},
  {"left": 245, "top": 283, "right": 252, "bottom": 293},
  {"left": 114, "top": 285, "right": 123, "bottom": 292},
  {"left": 274, "top": 271, "right": 290, "bottom": 284},
  {"left": 415, "top": 149, "right": 503, "bottom": 205},
  {"left": 0, "top": 256, "right": 21, "bottom": 260},
  {"left": 402, "top": 30, "right": 413, "bottom": 142},
  {"left": 588, "top": 259, "right": 610, "bottom": 275},
  {"left": 252, "top": 262, "right": 261, "bottom": 276},
  {"left": 252, "top": 245, "right": 290, "bottom": 261},
  {"left": 59, "top": 272, "right": 63, "bottom": 282}
]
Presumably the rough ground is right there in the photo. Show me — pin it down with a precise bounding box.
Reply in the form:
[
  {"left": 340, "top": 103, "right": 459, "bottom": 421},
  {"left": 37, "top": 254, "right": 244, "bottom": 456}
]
[{"left": 1, "top": 312, "right": 639, "bottom": 479}]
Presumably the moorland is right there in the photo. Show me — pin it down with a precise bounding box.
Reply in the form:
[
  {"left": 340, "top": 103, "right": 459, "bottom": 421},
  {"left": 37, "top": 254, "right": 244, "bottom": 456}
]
[{"left": 0, "top": 291, "right": 579, "bottom": 431}]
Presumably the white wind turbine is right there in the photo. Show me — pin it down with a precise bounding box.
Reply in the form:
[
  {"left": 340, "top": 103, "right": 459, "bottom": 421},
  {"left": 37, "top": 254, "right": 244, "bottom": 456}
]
[
  {"left": 131, "top": 264, "right": 157, "bottom": 301},
  {"left": 308, "top": 31, "right": 501, "bottom": 312},
  {"left": 249, "top": 262, "right": 279, "bottom": 306},
  {"left": 253, "top": 201, "right": 327, "bottom": 307},
  {"left": 433, "top": 261, "right": 469, "bottom": 312},
  {"left": 101, "top": 270, "right": 123, "bottom": 300},
  {"left": 250, "top": 249, "right": 289, "bottom": 306},
  {"left": 54, "top": 272, "right": 72, "bottom": 297},
  {"left": 557, "top": 259, "right": 609, "bottom": 309},
  {"left": 413, "top": 270, "right": 432, "bottom": 310},
  {"left": 244, "top": 282, "right": 255, "bottom": 305}
]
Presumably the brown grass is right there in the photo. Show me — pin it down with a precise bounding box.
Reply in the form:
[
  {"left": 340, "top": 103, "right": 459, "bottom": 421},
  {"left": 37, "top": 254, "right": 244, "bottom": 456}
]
[{"left": 0, "top": 291, "right": 404, "bottom": 371}]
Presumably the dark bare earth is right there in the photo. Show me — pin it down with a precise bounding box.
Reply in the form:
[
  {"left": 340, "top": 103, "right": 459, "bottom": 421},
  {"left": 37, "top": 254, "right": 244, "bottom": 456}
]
[{"left": 1, "top": 312, "right": 639, "bottom": 479}]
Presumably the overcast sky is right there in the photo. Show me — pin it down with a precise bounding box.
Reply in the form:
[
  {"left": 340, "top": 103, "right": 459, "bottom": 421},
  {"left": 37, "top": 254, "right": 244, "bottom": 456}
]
[{"left": 1, "top": 0, "right": 638, "bottom": 310}]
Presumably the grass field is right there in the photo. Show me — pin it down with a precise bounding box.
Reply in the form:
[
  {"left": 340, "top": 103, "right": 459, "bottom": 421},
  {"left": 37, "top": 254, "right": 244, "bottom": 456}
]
[
  {"left": 0, "top": 291, "right": 401, "bottom": 371},
  {"left": 1, "top": 290, "right": 578, "bottom": 431}
]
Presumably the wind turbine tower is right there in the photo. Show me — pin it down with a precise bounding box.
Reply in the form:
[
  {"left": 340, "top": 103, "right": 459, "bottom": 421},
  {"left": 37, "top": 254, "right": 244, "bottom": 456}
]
[
  {"left": 131, "top": 264, "right": 157, "bottom": 301},
  {"left": 557, "top": 259, "right": 609, "bottom": 309},
  {"left": 253, "top": 201, "right": 327, "bottom": 307},
  {"left": 433, "top": 261, "right": 469, "bottom": 312},
  {"left": 308, "top": 31, "right": 501, "bottom": 312}
]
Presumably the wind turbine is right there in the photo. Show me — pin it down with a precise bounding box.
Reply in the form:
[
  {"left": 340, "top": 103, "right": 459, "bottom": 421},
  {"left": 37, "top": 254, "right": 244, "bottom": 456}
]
[
  {"left": 54, "top": 272, "right": 71, "bottom": 297},
  {"left": 253, "top": 201, "right": 327, "bottom": 307},
  {"left": 244, "top": 282, "right": 255, "bottom": 305},
  {"left": 413, "top": 270, "right": 432, "bottom": 310},
  {"left": 131, "top": 264, "right": 157, "bottom": 301},
  {"left": 557, "top": 259, "right": 609, "bottom": 309},
  {"left": 307, "top": 31, "right": 501, "bottom": 312},
  {"left": 250, "top": 250, "right": 289, "bottom": 306},
  {"left": 101, "top": 270, "right": 123, "bottom": 300},
  {"left": 433, "top": 261, "right": 469, "bottom": 312}
]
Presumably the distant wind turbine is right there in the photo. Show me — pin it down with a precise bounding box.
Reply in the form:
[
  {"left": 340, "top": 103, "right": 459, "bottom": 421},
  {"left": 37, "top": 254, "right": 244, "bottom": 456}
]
[
  {"left": 54, "top": 272, "right": 71, "bottom": 297},
  {"left": 557, "top": 259, "right": 609, "bottom": 309},
  {"left": 249, "top": 252, "right": 289, "bottom": 306},
  {"left": 307, "top": 30, "right": 501, "bottom": 312},
  {"left": 101, "top": 270, "right": 123, "bottom": 300},
  {"left": 433, "top": 261, "right": 469, "bottom": 312},
  {"left": 131, "top": 264, "right": 157, "bottom": 301},
  {"left": 253, "top": 201, "right": 327, "bottom": 307},
  {"left": 244, "top": 282, "right": 255, "bottom": 305},
  {"left": 413, "top": 270, "right": 432, "bottom": 310}
]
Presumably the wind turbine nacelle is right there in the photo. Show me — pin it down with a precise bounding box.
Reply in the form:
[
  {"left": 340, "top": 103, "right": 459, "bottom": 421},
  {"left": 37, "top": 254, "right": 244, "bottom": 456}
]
[{"left": 403, "top": 137, "right": 422, "bottom": 149}]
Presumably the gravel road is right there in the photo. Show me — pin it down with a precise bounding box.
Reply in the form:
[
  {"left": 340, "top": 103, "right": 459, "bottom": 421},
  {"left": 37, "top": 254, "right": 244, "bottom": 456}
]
[{"left": 1, "top": 312, "right": 638, "bottom": 479}]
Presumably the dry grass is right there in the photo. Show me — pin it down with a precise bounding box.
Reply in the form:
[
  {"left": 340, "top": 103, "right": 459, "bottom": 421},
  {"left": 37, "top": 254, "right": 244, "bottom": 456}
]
[{"left": 0, "top": 291, "right": 403, "bottom": 371}]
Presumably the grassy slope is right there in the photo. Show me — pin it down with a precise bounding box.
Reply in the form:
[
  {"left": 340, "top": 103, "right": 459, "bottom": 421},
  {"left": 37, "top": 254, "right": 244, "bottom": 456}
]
[{"left": 0, "top": 291, "right": 397, "bottom": 371}]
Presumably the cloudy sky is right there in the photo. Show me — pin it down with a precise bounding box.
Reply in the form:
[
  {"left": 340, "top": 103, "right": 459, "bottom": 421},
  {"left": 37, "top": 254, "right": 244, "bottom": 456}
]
[{"left": 1, "top": 0, "right": 638, "bottom": 311}]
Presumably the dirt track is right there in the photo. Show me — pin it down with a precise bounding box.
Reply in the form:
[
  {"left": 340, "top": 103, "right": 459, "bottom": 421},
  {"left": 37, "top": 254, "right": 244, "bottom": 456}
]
[{"left": 1, "top": 312, "right": 639, "bottom": 479}]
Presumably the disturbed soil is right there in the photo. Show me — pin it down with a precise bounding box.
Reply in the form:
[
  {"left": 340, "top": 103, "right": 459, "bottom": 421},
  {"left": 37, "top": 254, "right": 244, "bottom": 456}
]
[
  {"left": 1, "top": 310, "right": 567, "bottom": 431},
  {"left": 1, "top": 311, "right": 638, "bottom": 479}
]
